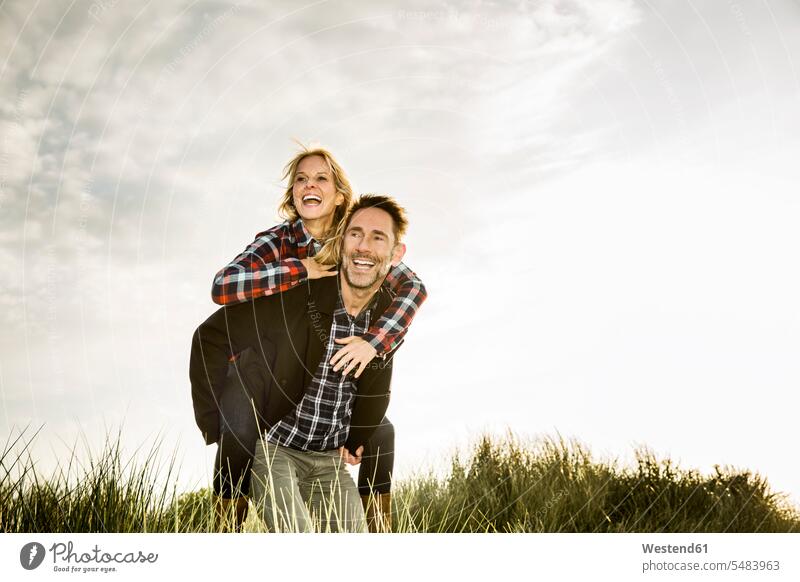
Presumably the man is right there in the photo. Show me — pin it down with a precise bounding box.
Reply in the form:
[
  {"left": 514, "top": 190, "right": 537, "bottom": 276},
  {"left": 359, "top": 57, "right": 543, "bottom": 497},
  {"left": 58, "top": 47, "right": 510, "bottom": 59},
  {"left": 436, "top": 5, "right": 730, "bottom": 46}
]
[{"left": 190, "top": 194, "right": 411, "bottom": 532}]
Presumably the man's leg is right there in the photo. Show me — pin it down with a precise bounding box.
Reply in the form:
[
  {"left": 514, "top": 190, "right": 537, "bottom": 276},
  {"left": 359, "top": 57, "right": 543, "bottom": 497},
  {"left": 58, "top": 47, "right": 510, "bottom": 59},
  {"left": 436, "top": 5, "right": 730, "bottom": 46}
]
[
  {"left": 358, "top": 417, "right": 394, "bottom": 532},
  {"left": 249, "top": 439, "right": 314, "bottom": 532},
  {"left": 302, "top": 450, "right": 366, "bottom": 533}
]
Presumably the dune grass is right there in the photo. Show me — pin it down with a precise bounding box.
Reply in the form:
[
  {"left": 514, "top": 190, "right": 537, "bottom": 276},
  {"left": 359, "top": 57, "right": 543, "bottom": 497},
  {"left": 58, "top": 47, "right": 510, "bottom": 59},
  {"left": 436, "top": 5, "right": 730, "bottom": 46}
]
[
  {"left": 0, "top": 427, "right": 194, "bottom": 533},
  {"left": 393, "top": 434, "right": 799, "bottom": 533},
  {"left": 2, "top": 428, "right": 798, "bottom": 533}
]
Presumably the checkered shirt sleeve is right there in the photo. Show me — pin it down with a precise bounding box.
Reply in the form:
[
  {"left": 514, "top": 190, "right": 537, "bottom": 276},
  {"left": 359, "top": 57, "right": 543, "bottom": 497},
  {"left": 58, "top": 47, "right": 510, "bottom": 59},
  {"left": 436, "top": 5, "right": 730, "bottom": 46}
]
[
  {"left": 364, "top": 261, "right": 427, "bottom": 356},
  {"left": 211, "top": 220, "right": 315, "bottom": 305}
]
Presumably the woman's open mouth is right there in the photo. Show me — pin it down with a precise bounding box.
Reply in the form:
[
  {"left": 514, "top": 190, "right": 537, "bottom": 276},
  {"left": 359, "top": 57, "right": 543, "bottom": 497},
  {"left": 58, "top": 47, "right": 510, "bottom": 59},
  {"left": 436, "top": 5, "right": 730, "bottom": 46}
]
[{"left": 302, "top": 194, "right": 322, "bottom": 207}]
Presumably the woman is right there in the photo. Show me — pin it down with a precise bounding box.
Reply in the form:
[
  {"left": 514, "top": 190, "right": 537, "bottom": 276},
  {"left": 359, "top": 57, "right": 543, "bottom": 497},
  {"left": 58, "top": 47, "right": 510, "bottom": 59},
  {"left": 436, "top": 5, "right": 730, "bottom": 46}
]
[{"left": 210, "top": 146, "right": 426, "bottom": 532}]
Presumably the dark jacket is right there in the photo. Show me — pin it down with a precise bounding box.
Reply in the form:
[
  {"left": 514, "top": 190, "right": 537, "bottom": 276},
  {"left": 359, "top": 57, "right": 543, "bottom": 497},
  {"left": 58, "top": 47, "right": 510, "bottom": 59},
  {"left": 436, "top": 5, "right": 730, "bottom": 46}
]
[{"left": 189, "top": 276, "right": 395, "bottom": 452}]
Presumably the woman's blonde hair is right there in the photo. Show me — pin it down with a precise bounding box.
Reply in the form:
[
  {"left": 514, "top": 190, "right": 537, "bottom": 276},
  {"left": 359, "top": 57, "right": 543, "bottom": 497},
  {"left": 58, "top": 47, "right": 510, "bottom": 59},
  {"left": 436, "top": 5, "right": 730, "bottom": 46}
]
[{"left": 278, "top": 145, "right": 354, "bottom": 265}]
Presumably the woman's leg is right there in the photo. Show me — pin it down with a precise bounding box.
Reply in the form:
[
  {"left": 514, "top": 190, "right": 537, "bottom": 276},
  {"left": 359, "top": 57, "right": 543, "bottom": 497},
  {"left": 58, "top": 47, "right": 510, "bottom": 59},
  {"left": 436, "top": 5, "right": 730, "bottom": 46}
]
[
  {"left": 213, "top": 373, "right": 260, "bottom": 531},
  {"left": 357, "top": 416, "right": 394, "bottom": 532}
]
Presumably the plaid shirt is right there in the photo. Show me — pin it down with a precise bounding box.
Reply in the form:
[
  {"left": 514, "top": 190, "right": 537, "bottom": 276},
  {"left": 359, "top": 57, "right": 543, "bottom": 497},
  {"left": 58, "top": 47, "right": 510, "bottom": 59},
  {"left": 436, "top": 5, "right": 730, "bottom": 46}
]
[
  {"left": 264, "top": 291, "right": 376, "bottom": 451},
  {"left": 211, "top": 219, "right": 426, "bottom": 355}
]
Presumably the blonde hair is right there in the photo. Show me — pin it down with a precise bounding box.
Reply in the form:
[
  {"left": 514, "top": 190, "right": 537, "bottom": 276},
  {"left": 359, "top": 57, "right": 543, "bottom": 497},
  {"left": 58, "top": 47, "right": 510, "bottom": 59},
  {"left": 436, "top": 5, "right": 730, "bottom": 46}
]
[{"left": 278, "top": 145, "right": 354, "bottom": 265}]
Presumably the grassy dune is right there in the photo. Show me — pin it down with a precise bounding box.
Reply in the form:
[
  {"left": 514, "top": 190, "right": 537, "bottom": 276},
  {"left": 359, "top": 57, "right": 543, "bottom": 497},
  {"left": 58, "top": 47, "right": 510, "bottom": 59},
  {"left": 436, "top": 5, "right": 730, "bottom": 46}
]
[
  {"left": 394, "top": 434, "right": 799, "bottom": 533},
  {"left": 2, "top": 429, "right": 798, "bottom": 533}
]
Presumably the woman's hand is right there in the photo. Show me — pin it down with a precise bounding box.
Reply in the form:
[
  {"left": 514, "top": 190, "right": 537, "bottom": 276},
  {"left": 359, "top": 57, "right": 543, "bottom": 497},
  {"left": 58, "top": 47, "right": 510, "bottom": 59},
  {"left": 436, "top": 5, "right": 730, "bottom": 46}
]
[
  {"left": 331, "top": 336, "right": 378, "bottom": 378},
  {"left": 301, "top": 257, "right": 338, "bottom": 280}
]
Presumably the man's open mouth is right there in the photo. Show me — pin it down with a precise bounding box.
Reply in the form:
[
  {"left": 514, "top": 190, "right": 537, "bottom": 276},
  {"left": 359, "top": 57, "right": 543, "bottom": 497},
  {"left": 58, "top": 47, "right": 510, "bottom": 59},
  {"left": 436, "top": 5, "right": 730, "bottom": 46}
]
[
  {"left": 302, "top": 194, "right": 322, "bottom": 206},
  {"left": 351, "top": 256, "right": 376, "bottom": 270}
]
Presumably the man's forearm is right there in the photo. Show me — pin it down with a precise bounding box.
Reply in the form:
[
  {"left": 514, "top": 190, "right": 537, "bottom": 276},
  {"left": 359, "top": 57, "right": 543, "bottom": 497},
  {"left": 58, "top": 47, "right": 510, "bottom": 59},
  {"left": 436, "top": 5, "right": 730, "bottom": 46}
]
[{"left": 345, "top": 360, "right": 393, "bottom": 451}]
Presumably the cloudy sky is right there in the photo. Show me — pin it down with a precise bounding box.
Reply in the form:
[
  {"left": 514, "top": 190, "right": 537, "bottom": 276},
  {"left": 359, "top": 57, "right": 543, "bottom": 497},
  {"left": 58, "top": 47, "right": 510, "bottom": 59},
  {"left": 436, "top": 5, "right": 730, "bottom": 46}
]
[{"left": 2, "top": 0, "right": 799, "bottom": 504}]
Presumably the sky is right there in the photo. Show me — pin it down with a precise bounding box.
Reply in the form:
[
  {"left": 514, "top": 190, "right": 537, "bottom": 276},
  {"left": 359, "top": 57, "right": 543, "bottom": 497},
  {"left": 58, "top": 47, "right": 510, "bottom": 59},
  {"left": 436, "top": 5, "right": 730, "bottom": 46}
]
[{"left": 1, "top": 0, "right": 799, "bottom": 505}]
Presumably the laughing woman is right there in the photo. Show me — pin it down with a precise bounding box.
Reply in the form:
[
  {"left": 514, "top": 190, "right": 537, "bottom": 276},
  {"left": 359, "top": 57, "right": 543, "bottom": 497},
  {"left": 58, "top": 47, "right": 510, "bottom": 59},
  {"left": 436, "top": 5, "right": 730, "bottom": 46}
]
[{"left": 207, "top": 146, "right": 426, "bottom": 532}]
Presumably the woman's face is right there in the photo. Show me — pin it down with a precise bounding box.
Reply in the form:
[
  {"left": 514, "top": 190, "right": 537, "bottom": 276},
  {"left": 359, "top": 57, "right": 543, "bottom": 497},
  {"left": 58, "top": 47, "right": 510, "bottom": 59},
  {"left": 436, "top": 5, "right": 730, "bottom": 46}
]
[{"left": 291, "top": 155, "right": 344, "bottom": 223}]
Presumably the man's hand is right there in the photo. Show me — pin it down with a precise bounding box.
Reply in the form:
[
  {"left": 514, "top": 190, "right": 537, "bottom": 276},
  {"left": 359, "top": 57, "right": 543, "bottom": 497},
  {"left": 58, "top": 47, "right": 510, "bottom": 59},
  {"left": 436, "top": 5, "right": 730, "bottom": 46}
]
[
  {"left": 338, "top": 445, "right": 364, "bottom": 465},
  {"left": 331, "top": 336, "right": 378, "bottom": 378},
  {"left": 301, "top": 257, "right": 338, "bottom": 280}
]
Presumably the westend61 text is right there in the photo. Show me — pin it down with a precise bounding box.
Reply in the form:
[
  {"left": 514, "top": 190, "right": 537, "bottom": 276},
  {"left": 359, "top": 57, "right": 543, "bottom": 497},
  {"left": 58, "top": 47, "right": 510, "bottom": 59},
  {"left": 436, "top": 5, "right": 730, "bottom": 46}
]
[
  {"left": 642, "top": 543, "right": 708, "bottom": 554},
  {"left": 49, "top": 542, "right": 158, "bottom": 564}
]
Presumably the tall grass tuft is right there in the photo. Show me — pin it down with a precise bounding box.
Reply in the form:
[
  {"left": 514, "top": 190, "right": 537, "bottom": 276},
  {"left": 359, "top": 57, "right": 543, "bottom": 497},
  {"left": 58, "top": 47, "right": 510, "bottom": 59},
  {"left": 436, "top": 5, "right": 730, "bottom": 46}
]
[
  {"left": 395, "top": 433, "right": 800, "bottom": 532},
  {"left": 2, "top": 428, "right": 798, "bottom": 533},
  {"left": 0, "top": 426, "right": 211, "bottom": 533}
]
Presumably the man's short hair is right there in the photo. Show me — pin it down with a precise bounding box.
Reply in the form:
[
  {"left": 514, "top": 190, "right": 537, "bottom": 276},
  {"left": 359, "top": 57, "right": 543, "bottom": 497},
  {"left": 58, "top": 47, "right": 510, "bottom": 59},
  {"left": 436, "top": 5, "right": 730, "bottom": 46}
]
[{"left": 344, "top": 194, "right": 408, "bottom": 243}]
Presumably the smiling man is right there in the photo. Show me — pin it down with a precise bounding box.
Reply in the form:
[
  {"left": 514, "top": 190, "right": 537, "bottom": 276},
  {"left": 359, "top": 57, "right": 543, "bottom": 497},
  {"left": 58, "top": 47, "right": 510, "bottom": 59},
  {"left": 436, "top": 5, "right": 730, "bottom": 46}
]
[{"left": 190, "top": 194, "right": 411, "bottom": 532}]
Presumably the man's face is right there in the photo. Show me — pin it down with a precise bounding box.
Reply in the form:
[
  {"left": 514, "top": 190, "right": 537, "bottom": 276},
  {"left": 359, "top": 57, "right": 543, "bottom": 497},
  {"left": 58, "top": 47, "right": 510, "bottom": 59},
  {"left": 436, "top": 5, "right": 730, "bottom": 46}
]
[{"left": 341, "top": 207, "right": 405, "bottom": 290}]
